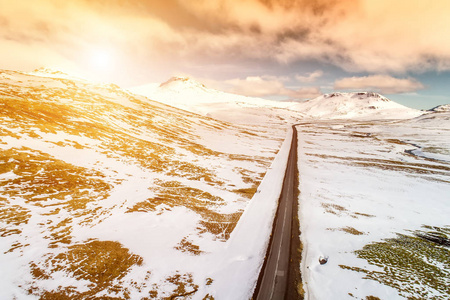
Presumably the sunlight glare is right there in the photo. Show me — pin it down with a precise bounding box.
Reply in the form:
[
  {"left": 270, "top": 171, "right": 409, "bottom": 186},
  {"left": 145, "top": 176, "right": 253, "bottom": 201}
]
[{"left": 89, "top": 47, "right": 115, "bottom": 71}]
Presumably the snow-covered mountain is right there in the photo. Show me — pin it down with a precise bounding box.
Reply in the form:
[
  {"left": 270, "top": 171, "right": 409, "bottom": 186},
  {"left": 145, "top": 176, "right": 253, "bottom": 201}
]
[
  {"left": 0, "top": 69, "right": 285, "bottom": 299},
  {"left": 133, "top": 80, "right": 424, "bottom": 122},
  {"left": 429, "top": 103, "right": 450, "bottom": 112},
  {"left": 290, "top": 92, "right": 423, "bottom": 119},
  {"left": 27, "top": 67, "right": 86, "bottom": 81},
  {"left": 130, "top": 76, "right": 303, "bottom": 125}
]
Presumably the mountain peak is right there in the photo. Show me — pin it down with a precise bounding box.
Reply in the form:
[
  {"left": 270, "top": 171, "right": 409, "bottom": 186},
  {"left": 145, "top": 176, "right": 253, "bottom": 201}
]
[
  {"left": 429, "top": 104, "right": 450, "bottom": 112},
  {"left": 323, "top": 92, "right": 389, "bottom": 102},
  {"left": 159, "top": 76, "right": 207, "bottom": 89},
  {"left": 290, "top": 91, "right": 422, "bottom": 119},
  {"left": 28, "top": 67, "right": 84, "bottom": 81},
  {"left": 32, "top": 67, "right": 68, "bottom": 76}
]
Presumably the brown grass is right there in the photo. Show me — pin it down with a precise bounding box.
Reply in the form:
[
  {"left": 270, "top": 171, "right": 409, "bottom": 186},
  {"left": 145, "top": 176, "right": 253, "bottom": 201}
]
[
  {"left": 341, "top": 226, "right": 364, "bottom": 235},
  {"left": 29, "top": 240, "right": 144, "bottom": 299},
  {"left": 233, "top": 187, "right": 258, "bottom": 199},
  {"left": 165, "top": 273, "right": 199, "bottom": 300},
  {"left": 0, "top": 147, "right": 112, "bottom": 209},
  {"left": 322, "top": 203, "right": 347, "bottom": 215},
  {"left": 175, "top": 237, "right": 203, "bottom": 255},
  {"left": 307, "top": 153, "right": 450, "bottom": 180},
  {"left": 198, "top": 211, "right": 243, "bottom": 241},
  {"left": 0, "top": 72, "right": 279, "bottom": 296}
]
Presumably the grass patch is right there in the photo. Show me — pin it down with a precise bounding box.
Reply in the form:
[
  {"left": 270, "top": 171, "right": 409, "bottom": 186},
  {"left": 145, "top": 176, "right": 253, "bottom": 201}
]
[
  {"left": 233, "top": 187, "right": 258, "bottom": 199},
  {"left": 0, "top": 147, "right": 112, "bottom": 209},
  {"left": 127, "top": 181, "right": 224, "bottom": 215},
  {"left": 175, "top": 237, "right": 203, "bottom": 255},
  {"left": 198, "top": 211, "right": 243, "bottom": 241},
  {"left": 341, "top": 226, "right": 364, "bottom": 235},
  {"left": 340, "top": 226, "right": 450, "bottom": 299},
  {"left": 307, "top": 153, "right": 450, "bottom": 181},
  {"left": 28, "top": 240, "right": 144, "bottom": 299},
  {"left": 322, "top": 203, "right": 347, "bottom": 215},
  {"left": 0, "top": 204, "right": 30, "bottom": 237},
  {"left": 165, "top": 273, "right": 199, "bottom": 299}
]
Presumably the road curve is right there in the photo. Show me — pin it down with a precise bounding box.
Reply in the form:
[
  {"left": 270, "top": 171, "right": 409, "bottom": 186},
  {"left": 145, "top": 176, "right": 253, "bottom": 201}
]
[{"left": 253, "top": 125, "right": 300, "bottom": 300}]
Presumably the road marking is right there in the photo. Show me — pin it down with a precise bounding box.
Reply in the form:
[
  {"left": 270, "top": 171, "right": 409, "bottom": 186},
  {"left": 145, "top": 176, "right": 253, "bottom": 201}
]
[{"left": 269, "top": 159, "right": 292, "bottom": 299}]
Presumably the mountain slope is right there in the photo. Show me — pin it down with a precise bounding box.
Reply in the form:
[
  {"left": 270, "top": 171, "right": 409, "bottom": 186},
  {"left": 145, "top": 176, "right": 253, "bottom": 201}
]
[
  {"left": 0, "top": 69, "right": 285, "bottom": 299},
  {"left": 290, "top": 92, "right": 423, "bottom": 119},
  {"left": 130, "top": 76, "right": 303, "bottom": 126},
  {"left": 429, "top": 103, "right": 450, "bottom": 112}
]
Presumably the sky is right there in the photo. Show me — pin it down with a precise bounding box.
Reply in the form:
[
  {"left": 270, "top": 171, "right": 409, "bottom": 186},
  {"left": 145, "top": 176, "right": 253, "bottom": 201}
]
[{"left": 1, "top": 0, "right": 450, "bottom": 109}]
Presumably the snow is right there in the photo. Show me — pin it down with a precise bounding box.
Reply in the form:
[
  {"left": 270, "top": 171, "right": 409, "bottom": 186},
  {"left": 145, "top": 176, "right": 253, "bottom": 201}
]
[
  {"left": 429, "top": 103, "right": 450, "bottom": 112},
  {"left": 297, "top": 119, "right": 450, "bottom": 299},
  {"left": 0, "top": 69, "right": 289, "bottom": 299},
  {"left": 210, "top": 127, "right": 293, "bottom": 299},
  {"left": 27, "top": 67, "right": 87, "bottom": 82},
  {"left": 1, "top": 68, "right": 449, "bottom": 299},
  {"left": 290, "top": 92, "right": 423, "bottom": 120},
  {"left": 132, "top": 76, "right": 292, "bottom": 109},
  {"left": 130, "top": 76, "right": 302, "bottom": 126}
]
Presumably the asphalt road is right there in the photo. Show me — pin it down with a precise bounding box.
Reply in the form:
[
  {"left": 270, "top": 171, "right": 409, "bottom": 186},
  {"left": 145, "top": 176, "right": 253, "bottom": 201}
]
[{"left": 254, "top": 126, "right": 299, "bottom": 300}]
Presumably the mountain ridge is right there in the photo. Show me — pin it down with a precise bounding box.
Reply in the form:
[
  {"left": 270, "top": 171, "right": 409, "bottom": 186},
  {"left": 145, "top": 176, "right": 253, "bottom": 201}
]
[
  {"left": 290, "top": 91, "right": 423, "bottom": 119},
  {"left": 429, "top": 103, "right": 450, "bottom": 112},
  {"left": 133, "top": 78, "right": 424, "bottom": 120}
]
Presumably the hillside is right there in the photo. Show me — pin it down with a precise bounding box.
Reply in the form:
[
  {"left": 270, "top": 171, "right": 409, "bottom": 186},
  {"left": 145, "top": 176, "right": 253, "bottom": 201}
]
[
  {"left": 0, "top": 69, "right": 286, "bottom": 299},
  {"left": 130, "top": 76, "right": 303, "bottom": 126},
  {"left": 297, "top": 117, "right": 450, "bottom": 299},
  {"left": 290, "top": 92, "right": 423, "bottom": 119},
  {"left": 429, "top": 103, "right": 450, "bottom": 112},
  {"left": 133, "top": 82, "right": 424, "bottom": 123}
]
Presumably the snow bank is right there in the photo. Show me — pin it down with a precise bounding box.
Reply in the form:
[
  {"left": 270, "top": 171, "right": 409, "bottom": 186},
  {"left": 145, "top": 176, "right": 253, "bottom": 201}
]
[{"left": 210, "top": 127, "right": 293, "bottom": 299}]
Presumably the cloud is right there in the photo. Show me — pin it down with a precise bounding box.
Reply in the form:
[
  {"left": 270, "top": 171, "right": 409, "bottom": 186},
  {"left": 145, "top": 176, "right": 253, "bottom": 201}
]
[
  {"left": 285, "top": 87, "right": 323, "bottom": 99},
  {"left": 295, "top": 70, "right": 323, "bottom": 83},
  {"left": 334, "top": 75, "right": 425, "bottom": 94},
  {"left": 2, "top": 0, "right": 450, "bottom": 84},
  {"left": 225, "top": 76, "right": 321, "bottom": 99},
  {"left": 225, "top": 76, "right": 286, "bottom": 97}
]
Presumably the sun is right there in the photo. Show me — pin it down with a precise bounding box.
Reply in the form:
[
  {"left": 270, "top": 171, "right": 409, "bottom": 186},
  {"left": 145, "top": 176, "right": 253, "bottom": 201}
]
[{"left": 88, "top": 47, "right": 115, "bottom": 70}]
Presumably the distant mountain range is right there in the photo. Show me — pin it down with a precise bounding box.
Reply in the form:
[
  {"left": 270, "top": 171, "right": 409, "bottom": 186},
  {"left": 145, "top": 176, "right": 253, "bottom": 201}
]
[{"left": 132, "top": 77, "right": 424, "bottom": 121}]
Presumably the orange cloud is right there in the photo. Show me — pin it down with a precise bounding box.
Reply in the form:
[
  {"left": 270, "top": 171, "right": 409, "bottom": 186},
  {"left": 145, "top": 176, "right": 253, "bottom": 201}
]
[
  {"left": 296, "top": 70, "right": 323, "bottom": 83},
  {"left": 334, "top": 75, "right": 425, "bottom": 94},
  {"left": 1, "top": 0, "right": 450, "bottom": 83},
  {"left": 225, "top": 76, "right": 322, "bottom": 99}
]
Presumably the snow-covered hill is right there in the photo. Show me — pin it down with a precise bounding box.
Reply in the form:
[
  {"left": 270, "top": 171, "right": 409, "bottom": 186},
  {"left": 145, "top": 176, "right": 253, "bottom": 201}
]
[
  {"left": 298, "top": 119, "right": 450, "bottom": 299},
  {"left": 133, "top": 81, "right": 423, "bottom": 122},
  {"left": 0, "top": 69, "right": 286, "bottom": 299},
  {"left": 290, "top": 92, "right": 423, "bottom": 120},
  {"left": 131, "top": 76, "right": 303, "bottom": 125},
  {"left": 429, "top": 103, "right": 450, "bottom": 112},
  {"left": 27, "top": 67, "right": 86, "bottom": 81}
]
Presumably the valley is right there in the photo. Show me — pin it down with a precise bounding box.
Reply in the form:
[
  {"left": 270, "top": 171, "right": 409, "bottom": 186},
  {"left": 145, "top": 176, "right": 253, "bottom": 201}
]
[{"left": 0, "top": 69, "right": 449, "bottom": 299}]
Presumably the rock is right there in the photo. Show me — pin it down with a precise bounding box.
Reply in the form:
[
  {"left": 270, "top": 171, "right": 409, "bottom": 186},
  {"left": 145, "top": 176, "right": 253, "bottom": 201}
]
[{"left": 319, "top": 256, "right": 328, "bottom": 265}]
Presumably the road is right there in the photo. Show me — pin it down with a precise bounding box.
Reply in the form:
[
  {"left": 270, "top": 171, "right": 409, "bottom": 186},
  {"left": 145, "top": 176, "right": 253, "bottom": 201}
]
[{"left": 253, "top": 125, "right": 300, "bottom": 300}]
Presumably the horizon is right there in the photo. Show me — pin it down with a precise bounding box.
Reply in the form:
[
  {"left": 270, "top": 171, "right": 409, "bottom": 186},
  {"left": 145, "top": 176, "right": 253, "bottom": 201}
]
[
  {"left": 1, "top": 1, "right": 450, "bottom": 110},
  {"left": 5, "top": 66, "right": 447, "bottom": 111}
]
